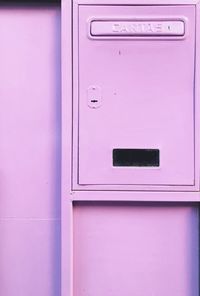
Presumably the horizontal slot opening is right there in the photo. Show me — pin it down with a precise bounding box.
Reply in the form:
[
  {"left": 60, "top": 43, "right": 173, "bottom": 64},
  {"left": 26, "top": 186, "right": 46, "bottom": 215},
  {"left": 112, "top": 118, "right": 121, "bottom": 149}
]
[{"left": 113, "top": 149, "right": 160, "bottom": 167}]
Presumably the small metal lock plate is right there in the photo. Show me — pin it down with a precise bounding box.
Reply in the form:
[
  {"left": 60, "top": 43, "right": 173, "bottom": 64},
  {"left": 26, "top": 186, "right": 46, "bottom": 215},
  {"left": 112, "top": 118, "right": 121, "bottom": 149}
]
[{"left": 87, "top": 86, "right": 102, "bottom": 108}]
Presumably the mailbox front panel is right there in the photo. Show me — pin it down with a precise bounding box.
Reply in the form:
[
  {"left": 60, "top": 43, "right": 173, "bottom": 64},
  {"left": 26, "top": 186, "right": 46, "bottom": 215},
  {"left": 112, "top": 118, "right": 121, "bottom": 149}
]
[
  {"left": 73, "top": 203, "right": 199, "bottom": 296},
  {"left": 77, "top": 5, "right": 195, "bottom": 186}
]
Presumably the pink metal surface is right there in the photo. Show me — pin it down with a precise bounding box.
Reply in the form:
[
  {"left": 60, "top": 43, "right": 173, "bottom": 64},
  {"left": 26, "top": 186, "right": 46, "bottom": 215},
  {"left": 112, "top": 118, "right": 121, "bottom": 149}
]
[
  {"left": 78, "top": 5, "right": 195, "bottom": 187},
  {"left": 73, "top": 203, "right": 199, "bottom": 296},
  {"left": 62, "top": 0, "right": 200, "bottom": 296},
  {"left": 0, "top": 219, "right": 60, "bottom": 296},
  {"left": 1, "top": 1, "right": 198, "bottom": 296},
  {"left": 0, "top": 6, "right": 61, "bottom": 218},
  {"left": 0, "top": 5, "right": 61, "bottom": 296}
]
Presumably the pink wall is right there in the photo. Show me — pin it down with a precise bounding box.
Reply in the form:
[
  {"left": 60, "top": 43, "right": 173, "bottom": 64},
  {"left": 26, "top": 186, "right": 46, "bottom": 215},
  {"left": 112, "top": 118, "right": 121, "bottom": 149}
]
[{"left": 0, "top": 4, "right": 61, "bottom": 296}]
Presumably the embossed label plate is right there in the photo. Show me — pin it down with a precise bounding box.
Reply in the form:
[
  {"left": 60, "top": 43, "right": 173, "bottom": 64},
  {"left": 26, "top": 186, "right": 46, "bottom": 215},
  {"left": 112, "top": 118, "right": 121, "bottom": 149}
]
[{"left": 90, "top": 20, "right": 185, "bottom": 37}]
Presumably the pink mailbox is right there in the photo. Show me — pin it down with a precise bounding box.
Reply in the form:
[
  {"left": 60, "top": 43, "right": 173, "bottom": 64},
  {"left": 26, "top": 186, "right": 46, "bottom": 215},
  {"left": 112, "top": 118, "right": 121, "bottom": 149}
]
[{"left": 62, "top": 0, "right": 200, "bottom": 296}]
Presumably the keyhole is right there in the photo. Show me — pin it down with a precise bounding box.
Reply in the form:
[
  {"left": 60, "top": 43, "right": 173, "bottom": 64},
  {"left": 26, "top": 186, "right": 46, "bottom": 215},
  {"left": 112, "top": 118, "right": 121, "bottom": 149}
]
[
  {"left": 91, "top": 99, "right": 98, "bottom": 103},
  {"left": 88, "top": 85, "right": 102, "bottom": 108}
]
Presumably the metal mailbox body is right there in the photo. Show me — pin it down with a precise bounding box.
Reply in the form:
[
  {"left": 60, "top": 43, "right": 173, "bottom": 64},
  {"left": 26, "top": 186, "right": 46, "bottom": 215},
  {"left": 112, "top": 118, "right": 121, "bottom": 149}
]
[
  {"left": 78, "top": 5, "right": 195, "bottom": 187},
  {"left": 61, "top": 0, "right": 200, "bottom": 295},
  {"left": 69, "top": 1, "right": 200, "bottom": 191}
]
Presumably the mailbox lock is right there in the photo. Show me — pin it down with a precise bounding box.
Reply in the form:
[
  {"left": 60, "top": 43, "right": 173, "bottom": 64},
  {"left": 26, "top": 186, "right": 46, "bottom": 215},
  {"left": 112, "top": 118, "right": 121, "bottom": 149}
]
[{"left": 87, "top": 85, "right": 102, "bottom": 108}]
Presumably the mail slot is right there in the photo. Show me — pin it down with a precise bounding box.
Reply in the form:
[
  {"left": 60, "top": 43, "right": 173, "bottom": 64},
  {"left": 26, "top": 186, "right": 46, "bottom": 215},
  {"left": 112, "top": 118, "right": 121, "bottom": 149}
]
[{"left": 76, "top": 5, "right": 195, "bottom": 187}]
